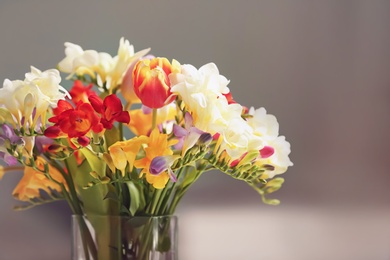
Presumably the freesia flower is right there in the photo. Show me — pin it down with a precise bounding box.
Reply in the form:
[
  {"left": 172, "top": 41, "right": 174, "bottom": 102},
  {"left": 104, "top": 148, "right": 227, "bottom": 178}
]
[
  {"left": 0, "top": 38, "right": 293, "bottom": 241},
  {"left": 132, "top": 57, "right": 181, "bottom": 108},
  {"left": 44, "top": 99, "right": 103, "bottom": 146},
  {"left": 106, "top": 38, "right": 150, "bottom": 90},
  {"left": 108, "top": 136, "right": 149, "bottom": 174},
  {"left": 127, "top": 103, "right": 176, "bottom": 136},
  {"left": 89, "top": 94, "right": 130, "bottom": 129},
  {"left": 0, "top": 67, "right": 68, "bottom": 131},
  {"left": 255, "top": 136, "right": 293, "bottom": 178},
  {"left": 0, "top": 124, "right": 25, "bottom": 165},
  {"left": 58, "top": 38, "right": 150, "bottom": 90},
  {"left": 173, "top": 112, "right": 210, "bottom": 156},
  {"left": 12, "top": 157, "right": 67, "bottom": 201},
  {"left": 134, "top": 129, "right": 178, "bottom": 189},
  {"left": 150, "top": 155, "right": 180, "bottom": 182},
  {"left": 57, "top": 42, "right": 100, "bottom": 79},
  {"left": 69, "top": 80, "right": 97, "bottom": 104},
  {"left": 169, "top": 63, "right": 234, "bottom": 132}
]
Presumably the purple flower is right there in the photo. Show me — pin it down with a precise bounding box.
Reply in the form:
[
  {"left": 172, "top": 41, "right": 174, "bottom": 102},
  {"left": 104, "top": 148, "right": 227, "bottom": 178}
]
[
  {"left": 173, "top": 112, "right": 210, "bottom": 155},
  {"left": 0, "top": 124, "right": 23, "bottom": 166},
  {"left": 150, "top": 155, "right": 179, "bottom": 182}
]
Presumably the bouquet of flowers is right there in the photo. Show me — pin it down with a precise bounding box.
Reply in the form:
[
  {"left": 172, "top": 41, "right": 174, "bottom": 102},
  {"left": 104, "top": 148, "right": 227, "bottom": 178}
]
[{"left": 0, "top": 37, "right": 292, "bottom": 259}]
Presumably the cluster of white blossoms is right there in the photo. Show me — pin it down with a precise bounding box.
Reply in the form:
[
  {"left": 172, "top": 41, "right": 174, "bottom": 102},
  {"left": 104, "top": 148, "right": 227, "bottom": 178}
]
[
  {"left": 170, "top": 62, "right": 292, "bottom": 175},
  {"left": 58, "top": 37, "right": 149, "bottom": 90},
  {"left": 0, "top": 67, "right": 68, "bottom": 131}
]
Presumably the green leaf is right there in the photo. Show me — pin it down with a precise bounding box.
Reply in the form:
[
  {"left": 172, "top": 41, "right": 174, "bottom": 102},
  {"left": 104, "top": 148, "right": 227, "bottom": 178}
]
[
  {"left": 103, "top": 191, "right": 120, "bottom": 202},
  {"left": 70, "top": 157, "right": 119, "bottom": 216},
  {"left": 127, "top": 181, "right": 141, "bottom": 216},
  {"left": 80, "top": 147, "right": 106, "bottom": 178}
]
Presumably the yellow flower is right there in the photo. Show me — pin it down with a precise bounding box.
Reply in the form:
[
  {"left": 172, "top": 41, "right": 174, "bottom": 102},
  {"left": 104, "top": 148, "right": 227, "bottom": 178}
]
[
  {"left": 12, "top": 157, "right": 67, "bottom": 201},
  {"left": 127, "top": 103, "right": 177, "bottom": 136},
  {"left": 134, "top": 129, "right": 177, "bottom": 189},
  {"left": 108, "top": 136, "right": 149, "bottom": 174}
]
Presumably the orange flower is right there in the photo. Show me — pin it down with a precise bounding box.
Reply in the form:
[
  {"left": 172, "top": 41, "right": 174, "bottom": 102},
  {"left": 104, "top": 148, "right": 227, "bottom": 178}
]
[
  {"left": 134, "top": 129, "right": 178, "bottom": 189},
  {"left": 69, "top": 80, "right": 97, "bottom": 104},
  {"left": 12, "top": 157, "right": 67, "bottom": 201},
  {"left": 127, "top": 104, "right": 177, "bottom": 136},
  {"left": 132, "top": 57, "right": 180, "bottom": 108}
]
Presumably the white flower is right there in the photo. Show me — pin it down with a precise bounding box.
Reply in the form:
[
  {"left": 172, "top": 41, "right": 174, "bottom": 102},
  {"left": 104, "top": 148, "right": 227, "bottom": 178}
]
[
  {"left": 0, "top": 67, "right": 68, "bottom": 131},
  {"left": 58, "top": 38, "right": 150, "bottom": 90},
  {"left": 57, "top": 42, "right": 100, "bottom": 78},
  {"left": 104, "top": 37, "right": 150, "bottom": 89},
  {"left": 219, "top": 116, "right": 263, "bottom": 159},
  {"left": 247, "top": 108, "right": 293, "bottom": 177},
  {"left": 256, "top": 136, "right": 293, "bottom": 177},
  {"left": 170, "top": 63, "right": 231, "bottom": 130},
  {"left": 25, "top": 66, "right": 69, "bottom": 107},
  {"left": 170, "top": 62, "right": 264, "bottom": 159},
  {"left": 247, "top": 107, "right": 279, "bottom": 138}
]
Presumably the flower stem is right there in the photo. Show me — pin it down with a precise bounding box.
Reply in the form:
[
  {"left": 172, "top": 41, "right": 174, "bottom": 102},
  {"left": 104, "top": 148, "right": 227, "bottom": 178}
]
[{"left": 152, "top": 108, "right": 157, "bottom": 130}]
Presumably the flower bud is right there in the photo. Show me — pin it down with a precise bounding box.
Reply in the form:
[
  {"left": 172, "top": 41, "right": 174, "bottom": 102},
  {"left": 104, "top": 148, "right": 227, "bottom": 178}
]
[{"left": 132, "top": 57, "right": 180, "bottom": 108}]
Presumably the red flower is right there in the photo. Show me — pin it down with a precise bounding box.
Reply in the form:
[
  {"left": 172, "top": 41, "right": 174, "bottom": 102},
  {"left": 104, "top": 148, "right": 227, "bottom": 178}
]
[
  {"left": 132, "top": 57, "right": 180, "bottom": 108},
  {"left": 69, "top": 80, "right": 97, "bottom": 104},
  {"left": 89, "top": 94, "right": 130, "bottom": 129},
  {"left": 44, "top": 100, "right": 103, "bottom": 146}
]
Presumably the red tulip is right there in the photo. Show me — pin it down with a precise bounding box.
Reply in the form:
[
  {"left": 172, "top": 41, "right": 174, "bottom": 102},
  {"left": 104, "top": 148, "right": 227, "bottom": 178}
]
[{"left": 132, "top": 57, "right": 180, "bottom": 108}]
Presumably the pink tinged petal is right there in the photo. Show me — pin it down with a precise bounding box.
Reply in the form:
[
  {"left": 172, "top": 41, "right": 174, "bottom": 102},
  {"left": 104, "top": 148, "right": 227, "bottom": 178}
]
[
  {"left": 184, "top": 112, "right": 193, "bottom": 128},
  {"left": 173, "top": 138, "right": 184, "bottom": 151},
  {"left": 197, "top": 132, "right": 212, "bottom": 145},
  {"left": 167, "top": 168, "right": 177, "bottom": 182},
  {"left": 173, "top": 124, "right": 187, "bottom": 138},
  {"left": 260, "top": 146, "right": 275, "bottom": 158},
  {"left": 4, "top": 154, "right": 18, "bottom": 166},
  {"left": 2, "top": 125, "right": 20, "bottom": 143},
  {"left": 182, "top": 128, "right": 202, "bottom": 155}
]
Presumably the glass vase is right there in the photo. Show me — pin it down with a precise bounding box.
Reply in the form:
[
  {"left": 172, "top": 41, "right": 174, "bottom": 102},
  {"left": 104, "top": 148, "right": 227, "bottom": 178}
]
[{"left": 71, "top": 215, "right": 178, "bottom": 260}]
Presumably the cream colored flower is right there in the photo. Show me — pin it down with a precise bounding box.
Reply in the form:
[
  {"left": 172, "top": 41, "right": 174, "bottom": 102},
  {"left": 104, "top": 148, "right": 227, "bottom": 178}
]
[
  {"left": 170, "top": 63, "right": 264, "bottom": 159},
  {"left": 219, "top": 116, "right": 263, "bottom": 160},
  {"left": 170, "top": 63, "right": 231, "bottom": 130},
  {"left": 57, "top": 42, "right": 100, "bottom": 78},
  {"left": 247, "top": 107, "right": 279, "bottom": 138},
  {"left": 0, "top": 67, "right": 68, "bottom": 131},
  {"left": 248, "top": 108, "right": 293, "bottom": 177},
  {"left": 58, "top": 38, "right": 150, "bottom": 90},
  {"left": 106, "top": 37, "right": 150, "bottom": 90},
  {"left": 255, "top": 136, "right": 293, "bottom": 177}
]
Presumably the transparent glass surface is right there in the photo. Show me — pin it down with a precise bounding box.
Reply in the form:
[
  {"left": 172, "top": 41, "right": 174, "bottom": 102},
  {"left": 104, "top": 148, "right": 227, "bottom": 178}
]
[{"left": 72, "top": 215, "right": 178, "bottom": 260}]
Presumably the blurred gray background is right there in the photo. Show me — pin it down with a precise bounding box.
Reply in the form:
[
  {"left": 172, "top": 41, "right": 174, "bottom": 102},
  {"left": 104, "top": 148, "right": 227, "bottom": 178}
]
[{"left": 1, "top": 1, "right": 389, "bottom": 259}]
